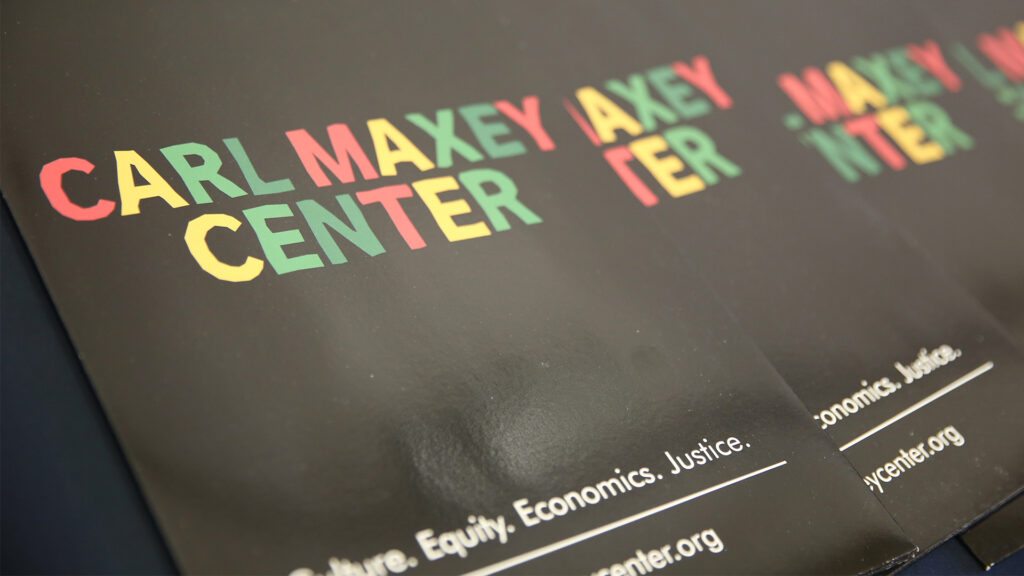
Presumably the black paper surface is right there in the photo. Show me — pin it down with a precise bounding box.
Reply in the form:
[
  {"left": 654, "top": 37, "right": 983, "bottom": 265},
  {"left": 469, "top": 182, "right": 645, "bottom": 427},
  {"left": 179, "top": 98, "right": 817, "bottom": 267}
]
[
  {"left": 584, "top": 0, "right": 1024, "bottom": 556},
  {"left": 961, "top": 498, "right": 1024, "bottom": 569},
  {"left": 838, "top": 6, "right": 1024, "bottom": 564},
  {"left": 1, "top": 2, "right": 917, "bottom": 574},
  {"left": 757, "top": 2, "right": 1024, "bottom": 559},
  {"left": 902, "top": 2, "right": 1024, "bottom": 346}
]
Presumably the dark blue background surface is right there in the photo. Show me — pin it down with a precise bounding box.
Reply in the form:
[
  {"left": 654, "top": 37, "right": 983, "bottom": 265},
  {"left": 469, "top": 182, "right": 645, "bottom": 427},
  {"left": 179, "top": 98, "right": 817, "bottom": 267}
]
[{"left": 2, "top": 200, "right": 1020, "bottom": 575}]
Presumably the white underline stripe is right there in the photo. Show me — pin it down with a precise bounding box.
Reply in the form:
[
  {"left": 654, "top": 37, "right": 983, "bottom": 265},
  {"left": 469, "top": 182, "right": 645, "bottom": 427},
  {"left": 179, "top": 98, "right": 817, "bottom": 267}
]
[
  {"left": 839, "top": 361, "right": 994, "bottom": 452},
  {"left": 460, "top": 460, "right": 788, "bottom": 576}
]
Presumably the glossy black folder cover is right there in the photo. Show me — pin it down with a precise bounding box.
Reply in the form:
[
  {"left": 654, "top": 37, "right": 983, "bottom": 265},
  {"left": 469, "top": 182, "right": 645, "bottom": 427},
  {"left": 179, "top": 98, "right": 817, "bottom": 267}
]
[
  {"left": 1, "top": 2, "right": 912, "bottom": 574},
  {"left": 600, "top": 1, "right": 1024, "bottom": 556},
  {"left": 861, "top": 4, "right": 1024, "bottom": 566},
  {"left": 904, "top": 2, "right": 1024, "bottom": 345},
  {"left": 961, "top": 498, "right": 1024, "bottom": 569},
  {"left": 792, "top": 3, "right": 1024, "bottom": 561},
  {"left": 911, "top": 5, "right": 1024, "bottom": 567}
]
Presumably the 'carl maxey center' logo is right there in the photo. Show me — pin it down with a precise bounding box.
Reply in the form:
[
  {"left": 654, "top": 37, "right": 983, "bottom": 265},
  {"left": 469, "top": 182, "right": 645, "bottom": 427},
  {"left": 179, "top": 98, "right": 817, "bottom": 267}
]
[
  {"left": 31, "top": 28, "right": 1024, "bottom": 283},
  {"left": 31, "top": 54, "right": 740, "bottom": 284},
  {"left": 777, "top": 39, "right": 975, "bottom": 182}
]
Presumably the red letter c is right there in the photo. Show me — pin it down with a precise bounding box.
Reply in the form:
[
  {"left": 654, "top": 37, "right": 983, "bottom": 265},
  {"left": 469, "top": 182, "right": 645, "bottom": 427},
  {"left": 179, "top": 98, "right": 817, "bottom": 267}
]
[{"left": 39, "top": 157, "right": 115, "bottom": 221}]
